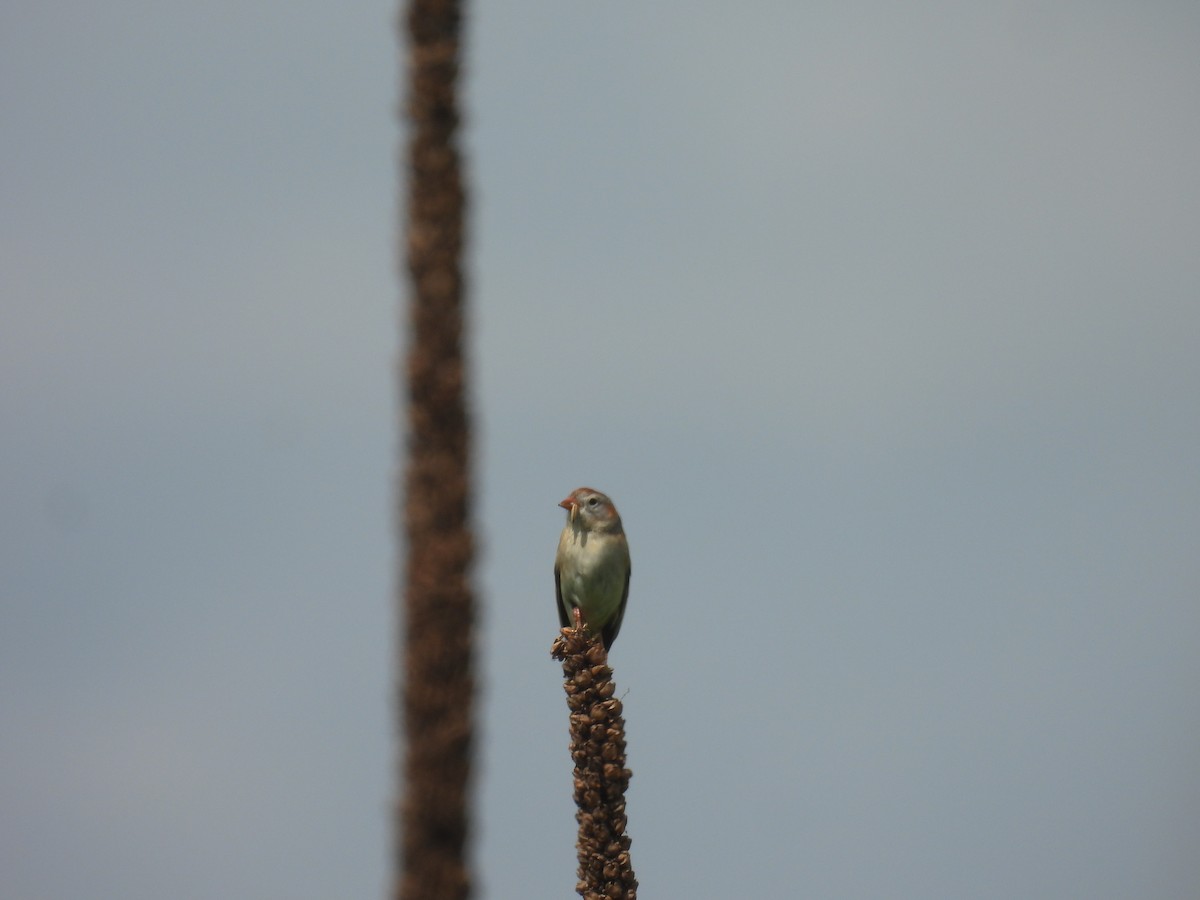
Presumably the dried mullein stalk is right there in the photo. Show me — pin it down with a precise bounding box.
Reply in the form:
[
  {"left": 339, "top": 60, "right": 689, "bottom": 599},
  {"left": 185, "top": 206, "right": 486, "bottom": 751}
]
[
  {"left": 552, "top": 627, "right": 638, "bottom": 900},
  {"left": 396, "top": 1, "right": 473, "bottom": 898}
]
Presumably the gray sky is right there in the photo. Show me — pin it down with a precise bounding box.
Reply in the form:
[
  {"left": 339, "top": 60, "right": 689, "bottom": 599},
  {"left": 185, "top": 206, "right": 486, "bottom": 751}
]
[{"left": 3, "top": 1, "right": 1199, "bottom": 898}]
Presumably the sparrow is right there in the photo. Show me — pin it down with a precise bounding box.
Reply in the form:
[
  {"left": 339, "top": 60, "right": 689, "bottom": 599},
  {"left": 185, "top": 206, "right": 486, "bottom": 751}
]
[{"left": 554, "top": 487, "right": 631, "bottom": 650}]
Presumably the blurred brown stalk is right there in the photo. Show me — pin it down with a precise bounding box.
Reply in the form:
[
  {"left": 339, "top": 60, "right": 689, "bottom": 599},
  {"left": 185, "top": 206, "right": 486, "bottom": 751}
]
[{"left": 395, "top": 0, "right": 474, "bottom": 898}]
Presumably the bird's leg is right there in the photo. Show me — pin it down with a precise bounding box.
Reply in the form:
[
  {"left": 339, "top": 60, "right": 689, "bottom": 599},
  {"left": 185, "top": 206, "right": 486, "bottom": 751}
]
[{"left": 572, "top": 606, "right": 584, "bottom": 632}]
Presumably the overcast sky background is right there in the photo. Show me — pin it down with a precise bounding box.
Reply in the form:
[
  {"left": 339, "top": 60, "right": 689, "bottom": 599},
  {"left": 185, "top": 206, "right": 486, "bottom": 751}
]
[{"left": 3, "top": 1, "right": 1199, "bottom": 898}]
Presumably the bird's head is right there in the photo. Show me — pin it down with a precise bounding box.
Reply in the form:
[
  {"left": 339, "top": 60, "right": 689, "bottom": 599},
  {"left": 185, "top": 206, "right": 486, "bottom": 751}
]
[{"left": 559, "top": 487, "right": 622, "bottom": 533}]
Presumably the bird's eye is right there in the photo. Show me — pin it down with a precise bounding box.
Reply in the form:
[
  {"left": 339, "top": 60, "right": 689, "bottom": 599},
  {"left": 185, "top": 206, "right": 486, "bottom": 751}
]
[{"left": 587, "top": 497, "right": 599, "bottom": 507}]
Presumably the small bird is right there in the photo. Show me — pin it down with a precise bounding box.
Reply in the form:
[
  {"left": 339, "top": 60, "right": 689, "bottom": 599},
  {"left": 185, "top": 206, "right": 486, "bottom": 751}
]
[{"left": 554, "top": 487, "right": 632, "bottom": 650}]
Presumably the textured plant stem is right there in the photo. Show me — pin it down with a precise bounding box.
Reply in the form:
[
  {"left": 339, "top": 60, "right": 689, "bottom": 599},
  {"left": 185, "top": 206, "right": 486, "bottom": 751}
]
[
  {"left": 395, "top": 0, "right": 473, "bottom": 898},
  {"left": 552, "top": 629, "right": 638, "bottom": 900}
]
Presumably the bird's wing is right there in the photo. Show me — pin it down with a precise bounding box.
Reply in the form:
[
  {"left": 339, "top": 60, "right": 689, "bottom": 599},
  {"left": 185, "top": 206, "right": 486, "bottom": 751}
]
[
  {"left": 601, "top": 562, "right": 631, "bottom": 650},
  {"left": 554, "top": 564, "right": 569, "bottom": 629}
]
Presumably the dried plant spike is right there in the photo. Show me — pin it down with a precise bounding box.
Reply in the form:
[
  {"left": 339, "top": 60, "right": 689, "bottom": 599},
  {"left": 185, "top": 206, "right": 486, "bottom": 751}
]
[
  {"left": 396, "top": 0, "right": 473, "bottom": 897},
  {"left": 551, "top": 627, "right": 638, "bottom": 899}
]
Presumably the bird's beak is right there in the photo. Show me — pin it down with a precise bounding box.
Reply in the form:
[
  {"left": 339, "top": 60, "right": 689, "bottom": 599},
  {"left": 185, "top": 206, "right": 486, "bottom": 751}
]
[{"left": 559, "top": 497, "right": 577, "bottom": 522}]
